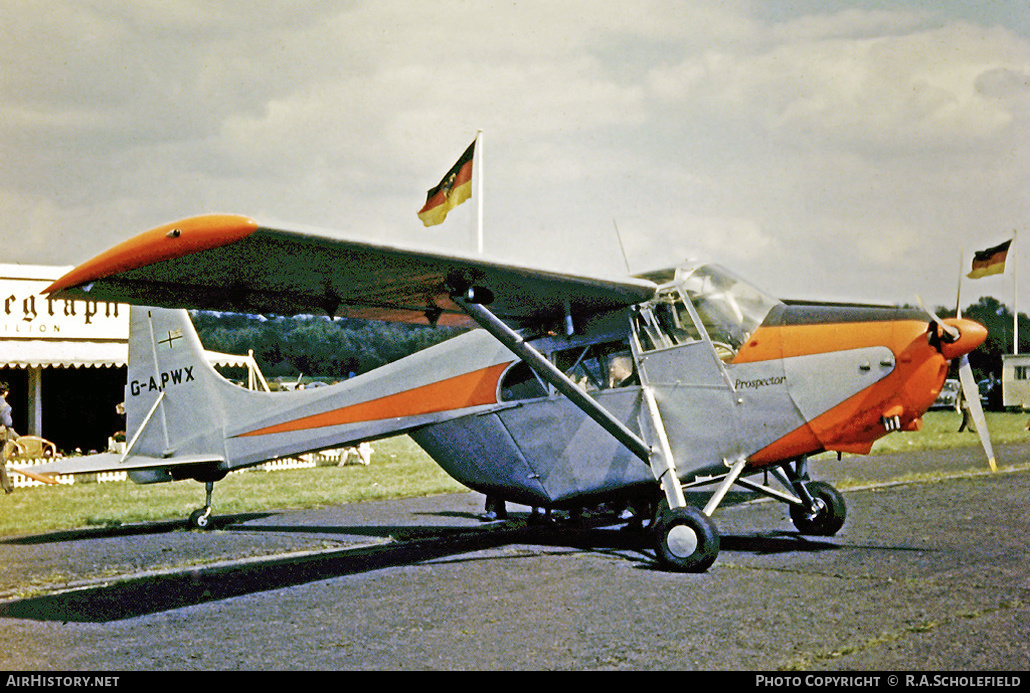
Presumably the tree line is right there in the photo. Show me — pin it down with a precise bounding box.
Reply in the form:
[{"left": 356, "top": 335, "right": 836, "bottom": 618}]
[
  {"left": 190, "top": 311, "right": 465, "bottom": 381},
  {"left": 937, "top": 296, "right": 1029, "bottom": 382}
]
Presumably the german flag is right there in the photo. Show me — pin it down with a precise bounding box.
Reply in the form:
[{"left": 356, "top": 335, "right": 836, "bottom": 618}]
[
  {"left": 967, "top": 239, "right": 1012, "bottom": 279},
  {"left": 417, "top": 140, "right": 475, "bottom": 227}
]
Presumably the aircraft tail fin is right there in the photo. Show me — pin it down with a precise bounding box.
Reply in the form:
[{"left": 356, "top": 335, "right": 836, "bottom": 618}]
[{"left": 122, "top": 306, "right": 252, "bottom": 479}]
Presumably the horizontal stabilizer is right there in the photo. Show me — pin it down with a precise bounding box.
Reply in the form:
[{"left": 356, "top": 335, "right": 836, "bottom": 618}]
[{"left": 11, "top": 452, "right": 225, "bottom": 478}]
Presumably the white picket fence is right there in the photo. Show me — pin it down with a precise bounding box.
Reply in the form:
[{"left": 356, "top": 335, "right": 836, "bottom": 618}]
[
  {"left": 251, "top": 447, "right": 372, "bottom": 471},
  {"left": 8, "top": 457, "right": 78, "bottom": 488}
]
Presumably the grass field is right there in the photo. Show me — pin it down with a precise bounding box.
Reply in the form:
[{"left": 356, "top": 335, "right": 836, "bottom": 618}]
[
  {"left": 1, "top": 409, "right": 1026, "bottom": 538},
  {"left": 864, "top": 408, "right": 1029, "bottom": 454},
  {"left": 0, "top": 436, "right": 465, "bottom": 538}
]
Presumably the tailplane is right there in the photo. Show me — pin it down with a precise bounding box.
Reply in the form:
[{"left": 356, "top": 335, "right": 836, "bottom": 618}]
[{"left": 8, "top": 306, "right": 248, "bottom": 487}]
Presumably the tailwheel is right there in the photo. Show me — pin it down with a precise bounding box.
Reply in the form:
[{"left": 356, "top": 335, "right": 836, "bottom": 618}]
[
  {"left": 188, "top": 481, "right": 216, "bottom": 530},
  {"left": 790, "top": 480, "right": 846, "bottom": 536},
  {"left": 653, "top": 506, "right": 720, "bottom": 573},
  {"left": 189, "top": 507, "right": 213, "bottom": 530}
]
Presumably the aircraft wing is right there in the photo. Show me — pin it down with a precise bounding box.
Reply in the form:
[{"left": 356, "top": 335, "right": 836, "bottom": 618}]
[{"left": 46, "top": 215, "right": 658, "bottom": 329}]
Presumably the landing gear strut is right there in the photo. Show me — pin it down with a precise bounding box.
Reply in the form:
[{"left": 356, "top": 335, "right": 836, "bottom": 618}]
[
  {"left": 188, "top": 481, "right": 216, "bottom": 530},
  {"left": 649, "top": 456, "right": 848, "bottom": 571}
]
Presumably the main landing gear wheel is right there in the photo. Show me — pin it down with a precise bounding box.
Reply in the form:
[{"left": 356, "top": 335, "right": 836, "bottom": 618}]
[
  {"left": 653, "top": 506, "right": 720, "bottom": 573},
  {"left": 790, "top": 480, "right": 846, "bottom": 536}
]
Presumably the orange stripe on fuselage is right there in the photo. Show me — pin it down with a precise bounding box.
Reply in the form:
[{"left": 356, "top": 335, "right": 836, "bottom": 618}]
[
  {"left": 236, "top": 362, "right": 511, "bottom": 438},
  {"left": 738, "top": 319, "right": 949, "bottom": 464}
]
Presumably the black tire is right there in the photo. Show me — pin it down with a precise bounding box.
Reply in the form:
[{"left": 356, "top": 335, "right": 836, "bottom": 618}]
[
  {"left": 189, "top": 508, "right": 212, "bottom": 530},
  {"left": 653, "top": 506, "right": 720, "bottom": 572},
  {"left": 790, "top": 481, "right": 846, "bottom": 536}
]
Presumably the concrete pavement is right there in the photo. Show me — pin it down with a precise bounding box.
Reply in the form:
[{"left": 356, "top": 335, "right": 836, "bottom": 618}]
[{"left": 0, "top": 442, "right": 1027, "bottom": 670}]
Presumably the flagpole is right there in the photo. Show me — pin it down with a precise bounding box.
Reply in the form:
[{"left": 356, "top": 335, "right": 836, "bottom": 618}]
[
  {"left": 1013, "top": 230, "right": 1018, "bottom": 355},
  {"left": 956, "top": 246, "right": 964, "bottom": 319},
  {"left": 475, "top": 129, "right": 484, "bottom": 255}
]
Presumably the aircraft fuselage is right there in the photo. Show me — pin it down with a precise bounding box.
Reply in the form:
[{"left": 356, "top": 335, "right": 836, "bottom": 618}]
[{"left": 403, "top": 268, "right": 982, "bottom": 508}]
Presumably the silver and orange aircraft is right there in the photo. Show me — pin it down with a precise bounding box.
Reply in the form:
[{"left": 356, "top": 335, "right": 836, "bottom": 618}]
[{"left": 13, "top": 214, "right": 995, "bottom": 572}]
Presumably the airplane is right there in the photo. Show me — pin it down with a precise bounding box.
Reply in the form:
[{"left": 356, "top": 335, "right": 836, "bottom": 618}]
[{"left": 10, "top": 213, "right": 994, "bottom": 572}]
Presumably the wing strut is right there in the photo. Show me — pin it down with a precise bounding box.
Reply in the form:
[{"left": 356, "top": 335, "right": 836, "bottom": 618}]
[
  {"left": 451, "top": 293, "right": 691, "bottom": 511},
  {"left": 452, "top": 294, "right": 651, "bottom": 463}
]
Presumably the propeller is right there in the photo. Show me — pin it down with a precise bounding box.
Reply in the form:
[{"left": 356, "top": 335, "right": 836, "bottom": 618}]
[
  {"left": 957, "top": 353, "right": 997, "bottom": 472},
  {"left": 916, "top": 295, "right": 997, "bottom": 472},
  {"left": 916, "top": 294, "right": 959, "bottom": 342}
]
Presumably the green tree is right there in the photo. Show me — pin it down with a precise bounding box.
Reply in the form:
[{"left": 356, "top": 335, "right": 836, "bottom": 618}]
[{"left": 190, "top": 311, "right": 464, "bottom": 380}]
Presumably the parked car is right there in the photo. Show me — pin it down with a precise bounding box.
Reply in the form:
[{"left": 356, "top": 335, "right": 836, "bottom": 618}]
[{"left": 931, "top": 378, "right": 960, "bottom": 410}]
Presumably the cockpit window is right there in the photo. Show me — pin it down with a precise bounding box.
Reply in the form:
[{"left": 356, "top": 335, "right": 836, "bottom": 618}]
[
  {"left": 554, "top": 341, "right": 638, "bottom": 392},
  {"left": 499, "top": 361, "right": 547, "bottom": 401},
  {"left": 633, "top": 263, "right": 782, "bottom": 360},
  {"left": 679, "top": 264, "right": 781, "bottom": 351},
  {"left": 499, "top": 340, "right": 638, "bottom": 402},
  {"left": 633, "top": 291, "right": 701, "bottom": 352}
]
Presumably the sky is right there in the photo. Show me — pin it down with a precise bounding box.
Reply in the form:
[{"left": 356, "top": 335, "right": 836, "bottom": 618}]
[{"left": 1, "top": 1, "right": 1028, "bottom": 310}]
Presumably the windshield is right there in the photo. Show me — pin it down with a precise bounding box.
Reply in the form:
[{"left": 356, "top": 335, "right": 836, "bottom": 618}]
[
  {"left": 635, "top": 263, "right": 782, "bottom": 358},
  {"left": 678, "top": 263, "right": 781, "bottom": 350}
]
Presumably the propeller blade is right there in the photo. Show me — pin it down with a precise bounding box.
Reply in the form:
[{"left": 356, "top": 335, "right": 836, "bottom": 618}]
[
  {"left": 914, "top": 295, "right": 994, "bottom": 470},
  {"left": 957, "top": 354, "right": 997, "bottom": 472},
  {"left": 914, "top": 294, "right": 959, "bottom": 341}
]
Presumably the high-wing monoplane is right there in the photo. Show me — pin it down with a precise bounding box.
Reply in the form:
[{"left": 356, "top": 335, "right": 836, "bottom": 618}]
[{"left": 13, "top": 214, "right": 993, "bottom": 572}]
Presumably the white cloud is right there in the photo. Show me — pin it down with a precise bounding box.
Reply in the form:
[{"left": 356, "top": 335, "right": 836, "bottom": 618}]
[
  {"left": 0, "top": 2, "right": 1027, "bottom": 309},
  {"left": 648, "top": 20, "right": 1029, "bottom": 152}
]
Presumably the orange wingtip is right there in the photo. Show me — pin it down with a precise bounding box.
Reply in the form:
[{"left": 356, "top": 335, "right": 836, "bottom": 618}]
[{"left": 45, "top": 214, "right": 259, "bottom": 294}]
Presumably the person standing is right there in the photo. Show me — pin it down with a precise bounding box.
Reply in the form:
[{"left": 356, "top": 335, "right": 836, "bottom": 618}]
[{"left": 0, "top": 382, "right": 16, "bottom": 494}]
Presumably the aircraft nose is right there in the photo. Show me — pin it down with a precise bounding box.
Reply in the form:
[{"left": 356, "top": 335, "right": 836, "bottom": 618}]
[{"left": 938, "top": 318, "right": 988, "bottom": 360}]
